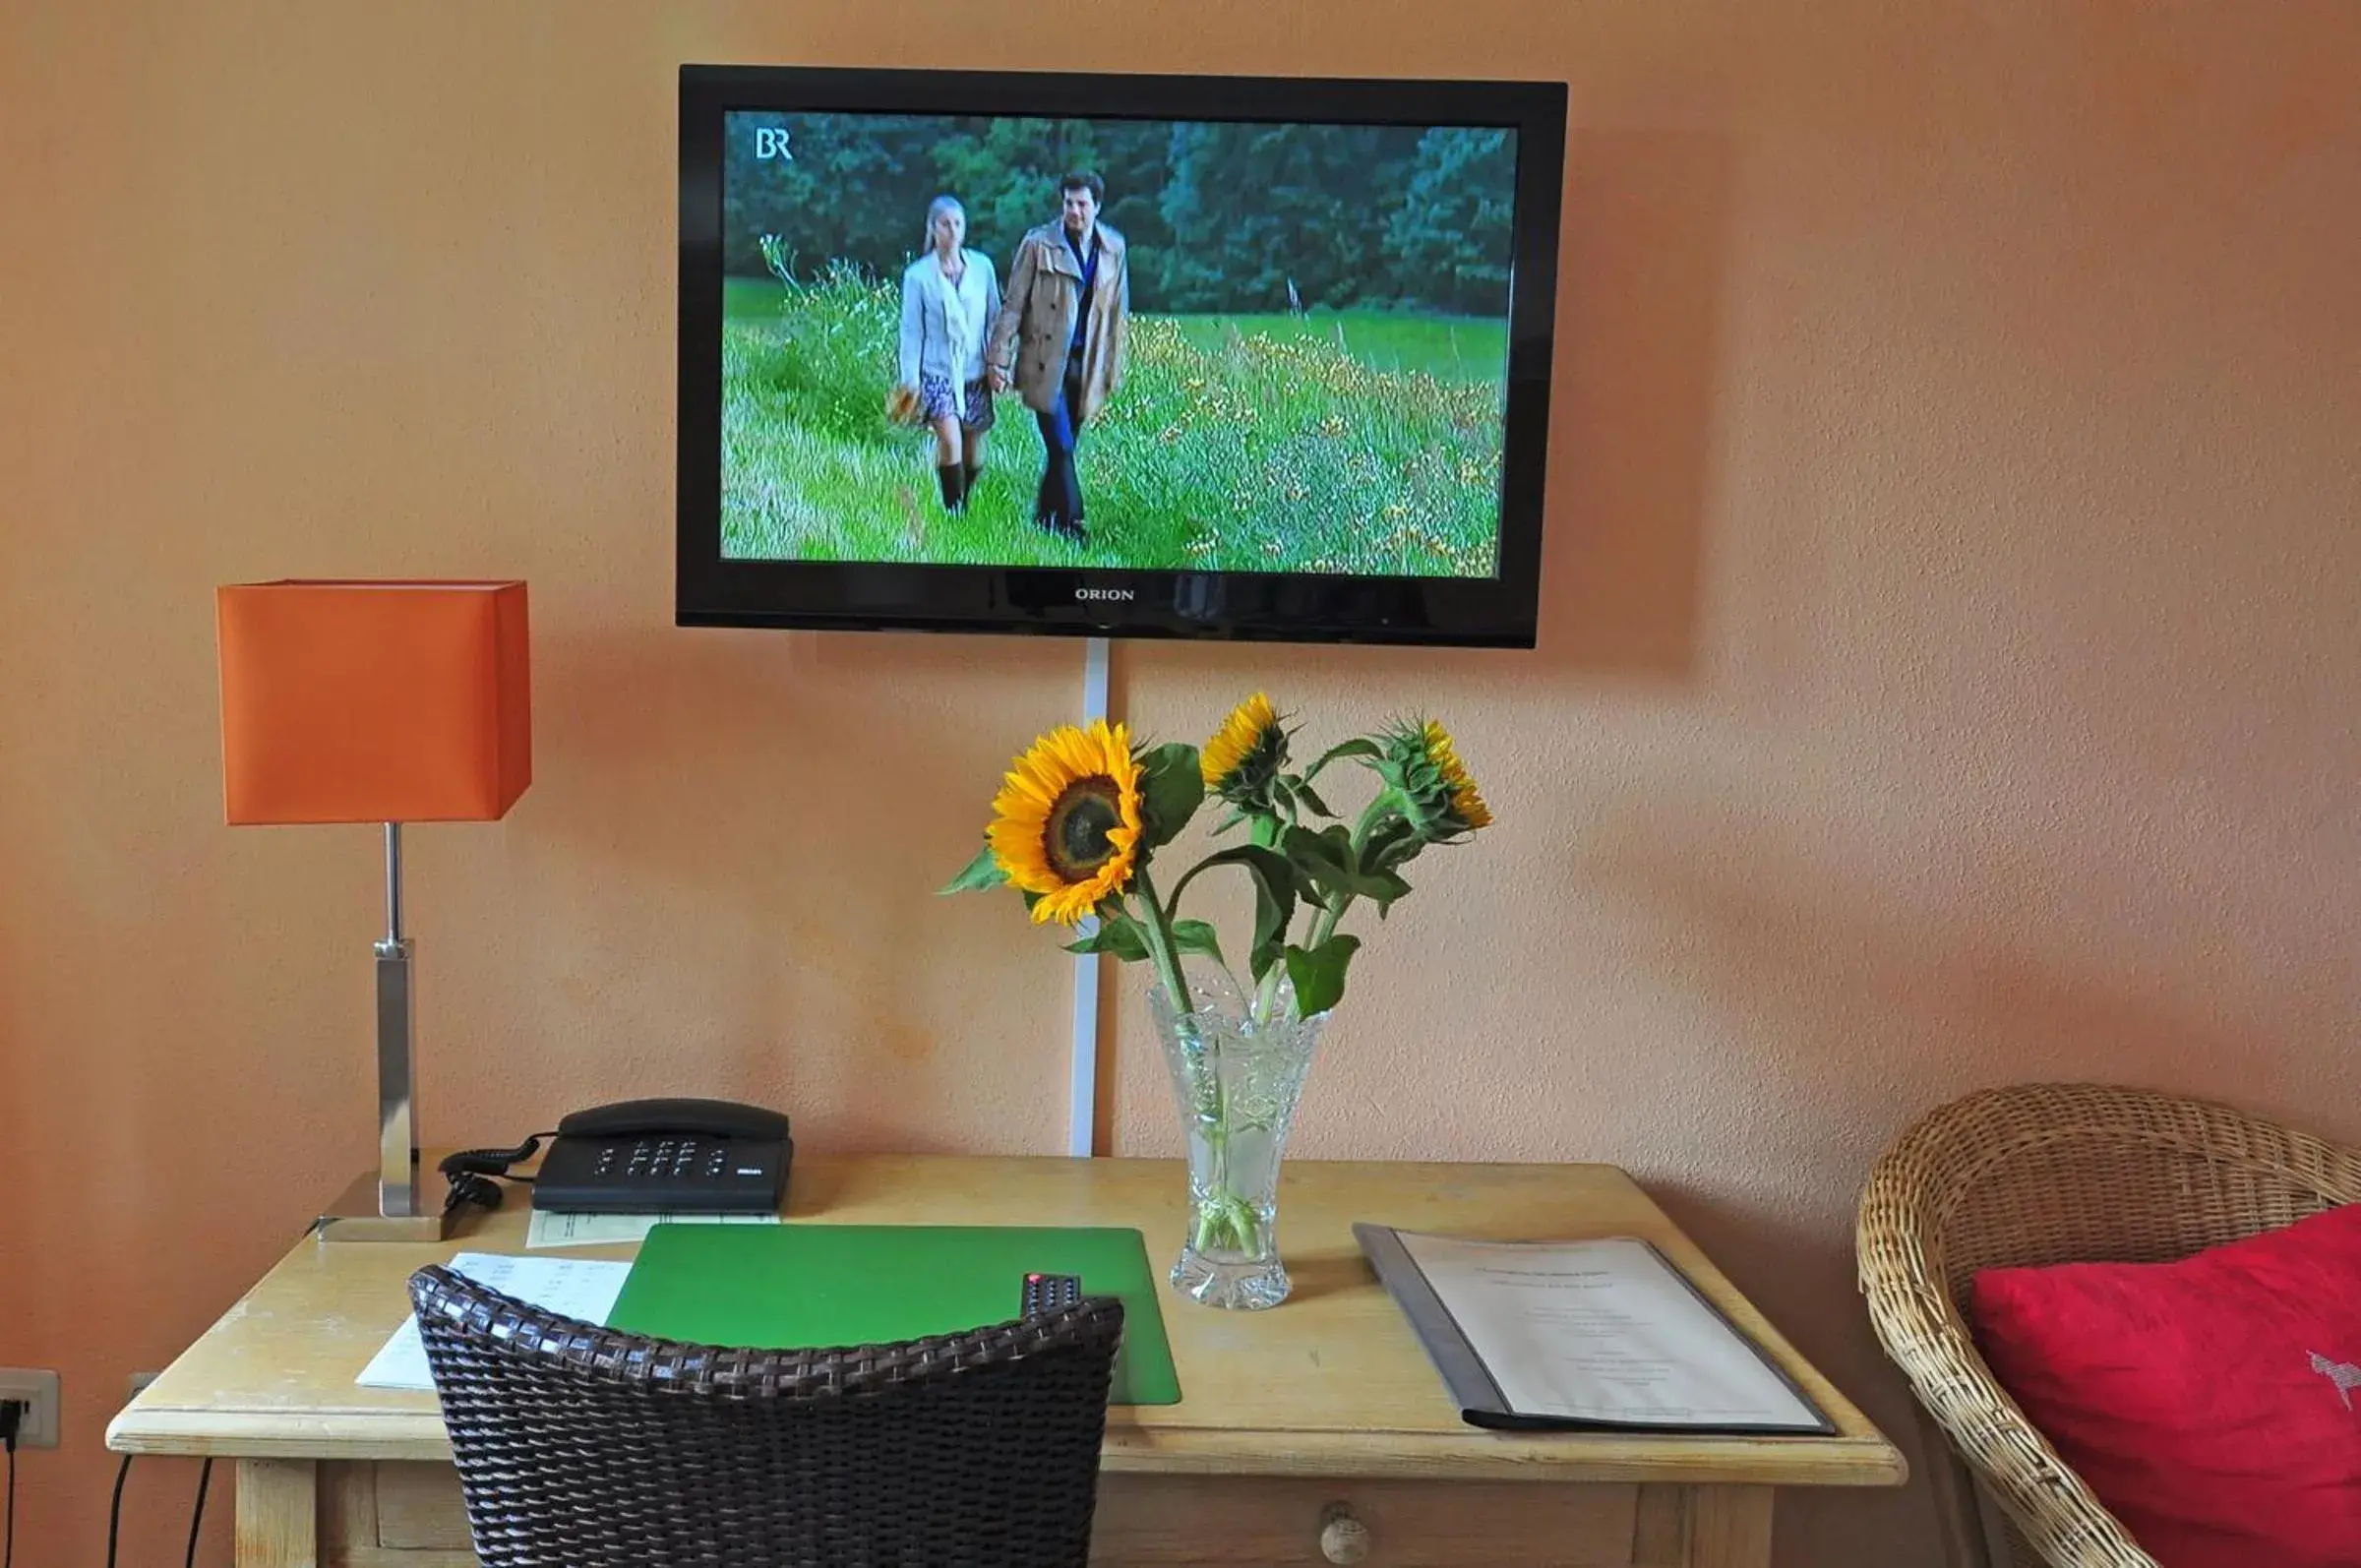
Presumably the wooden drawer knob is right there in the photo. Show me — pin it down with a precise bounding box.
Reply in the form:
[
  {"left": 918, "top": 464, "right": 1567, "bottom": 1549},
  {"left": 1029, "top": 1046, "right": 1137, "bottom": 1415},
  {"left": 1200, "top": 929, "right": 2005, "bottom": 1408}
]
[{"left": 1319, "top": 1503, "right": 1371, "bottom": 1564}]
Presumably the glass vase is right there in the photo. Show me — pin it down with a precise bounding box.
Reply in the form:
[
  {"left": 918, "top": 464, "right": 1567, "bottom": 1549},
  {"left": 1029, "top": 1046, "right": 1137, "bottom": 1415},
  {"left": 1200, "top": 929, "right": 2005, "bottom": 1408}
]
[{"left": 1148, "top": 960, "right": 1330, "bottom": 1310}]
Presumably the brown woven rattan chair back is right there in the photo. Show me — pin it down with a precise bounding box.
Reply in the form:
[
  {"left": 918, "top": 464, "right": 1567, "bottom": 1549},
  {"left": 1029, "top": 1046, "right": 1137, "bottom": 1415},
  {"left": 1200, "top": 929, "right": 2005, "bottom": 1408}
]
[
  {"left": 410, "top": 1264, "right": 1125, "bottom": 1568},
  {"left": 1857, "top": 1082, "right": 2361, "bottom": 1568}
]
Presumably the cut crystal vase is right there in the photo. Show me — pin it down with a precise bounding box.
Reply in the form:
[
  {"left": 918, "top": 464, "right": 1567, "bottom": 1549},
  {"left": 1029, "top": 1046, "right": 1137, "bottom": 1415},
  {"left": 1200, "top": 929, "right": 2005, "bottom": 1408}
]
[{"left": 1148, "top": 960, "right": 1330, "bottom": 1310}]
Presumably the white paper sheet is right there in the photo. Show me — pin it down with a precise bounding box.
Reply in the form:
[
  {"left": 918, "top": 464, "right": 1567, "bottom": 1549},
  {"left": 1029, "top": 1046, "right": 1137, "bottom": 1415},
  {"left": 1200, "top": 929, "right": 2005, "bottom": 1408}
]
[
  {"left": 525, "top": 1208, "right": 783, "bottom": 1248},
  {"left": 356, "top": 1252, "right": 635, "bottom": 1392},
  {"left": 1390, "top": 1232, "right": 1822, "bottom": 1429}
]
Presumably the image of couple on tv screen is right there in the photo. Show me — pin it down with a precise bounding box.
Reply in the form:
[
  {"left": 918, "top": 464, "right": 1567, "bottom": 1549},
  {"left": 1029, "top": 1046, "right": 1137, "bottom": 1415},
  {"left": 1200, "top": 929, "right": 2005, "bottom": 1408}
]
[
  {"left": 897, "top": 171, "right": 1124, "bottom": 544},
  {"left": 721, "top": 114, "right": 1517, "bottom": 578}
]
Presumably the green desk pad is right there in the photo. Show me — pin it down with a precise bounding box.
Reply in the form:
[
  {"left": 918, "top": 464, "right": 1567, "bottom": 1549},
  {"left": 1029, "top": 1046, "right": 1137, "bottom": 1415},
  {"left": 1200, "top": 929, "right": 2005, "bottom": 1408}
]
[{"left": 607, "top": 1224, "right": 1180, "bottom": 1406}]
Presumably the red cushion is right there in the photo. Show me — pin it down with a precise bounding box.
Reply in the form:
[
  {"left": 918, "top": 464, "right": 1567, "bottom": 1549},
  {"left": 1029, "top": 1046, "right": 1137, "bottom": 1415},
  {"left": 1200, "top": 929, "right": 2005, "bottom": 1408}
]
[{"left": 1969, "top": 1201, "right": 2361, "bottom": 1567}]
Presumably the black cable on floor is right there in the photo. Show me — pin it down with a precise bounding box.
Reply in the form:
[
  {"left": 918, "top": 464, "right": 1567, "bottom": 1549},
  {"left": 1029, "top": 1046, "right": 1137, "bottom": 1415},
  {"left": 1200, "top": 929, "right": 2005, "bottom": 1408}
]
[
  {"left": 184, "top": 1457, "right": 213, "bottom": 1568},
  {"left": 105, "top": 1452, "right": 135, "bottom": 1568},
  {"left": 2, "top": 1400, "right": 18, "bottom": 1568}
]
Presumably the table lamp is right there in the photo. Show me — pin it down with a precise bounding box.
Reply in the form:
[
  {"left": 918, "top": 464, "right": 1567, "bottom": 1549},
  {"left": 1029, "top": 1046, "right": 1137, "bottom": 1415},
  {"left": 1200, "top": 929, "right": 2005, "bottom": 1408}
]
[{"left": 217, "top": 580, "right": 531, "bottom": 1241}]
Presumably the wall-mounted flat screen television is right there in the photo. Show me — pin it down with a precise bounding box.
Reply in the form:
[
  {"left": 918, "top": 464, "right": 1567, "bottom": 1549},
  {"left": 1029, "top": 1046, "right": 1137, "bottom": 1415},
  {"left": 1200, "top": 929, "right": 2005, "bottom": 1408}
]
[{"left": 678, "top": 66, "right": 1565, "bottom": 646}]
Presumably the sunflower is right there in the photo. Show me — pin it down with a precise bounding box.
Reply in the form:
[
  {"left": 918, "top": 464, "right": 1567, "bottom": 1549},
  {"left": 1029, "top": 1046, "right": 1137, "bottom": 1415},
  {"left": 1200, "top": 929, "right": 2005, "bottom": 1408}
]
[
  {"left": 1200, "top": 692, "right": 1287, "bottom": 807},
  {"left": 988, "top": 719, "right": 1145, "bottom": 926},
  {"left": 1422, "top": 721, "right": 1492, "bottom": 830},
  {"left": 1378, "top": 718, "right": 1492, "bottom": 840}
]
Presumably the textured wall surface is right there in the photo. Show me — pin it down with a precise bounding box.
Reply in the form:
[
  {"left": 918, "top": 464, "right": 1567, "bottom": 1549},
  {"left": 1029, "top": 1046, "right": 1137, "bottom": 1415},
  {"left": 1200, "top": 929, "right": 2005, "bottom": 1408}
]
[{"left": 3, "top": 2, "right": 2356, "bottom": 1562}]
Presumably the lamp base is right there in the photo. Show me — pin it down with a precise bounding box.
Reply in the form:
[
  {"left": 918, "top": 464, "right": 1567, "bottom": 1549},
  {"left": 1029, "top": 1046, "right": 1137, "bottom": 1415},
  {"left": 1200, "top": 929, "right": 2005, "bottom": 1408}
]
[{"left": 314, "top": 1169, "right": 452, "bottom": 1244}]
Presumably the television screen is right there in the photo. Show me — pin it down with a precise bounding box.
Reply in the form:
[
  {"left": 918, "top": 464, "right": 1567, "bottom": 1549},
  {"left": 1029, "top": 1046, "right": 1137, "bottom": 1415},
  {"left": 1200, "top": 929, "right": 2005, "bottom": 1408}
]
[{"left": 680, "top": 69, "right": 1564, "bottom": 645}]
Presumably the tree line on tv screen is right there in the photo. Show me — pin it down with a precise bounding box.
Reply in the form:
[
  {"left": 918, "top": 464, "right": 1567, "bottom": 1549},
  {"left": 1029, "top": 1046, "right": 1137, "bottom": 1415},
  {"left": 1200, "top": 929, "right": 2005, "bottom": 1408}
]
[{"left": 725, "top": 114, "right": 1519, "bottom": 318}]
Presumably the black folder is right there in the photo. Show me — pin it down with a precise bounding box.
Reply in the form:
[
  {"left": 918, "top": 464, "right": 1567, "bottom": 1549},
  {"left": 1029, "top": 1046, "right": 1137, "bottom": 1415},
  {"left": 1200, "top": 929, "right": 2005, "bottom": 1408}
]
[{"left": 1355, "top": 1223, "right": 1835, "bottom": 1435}]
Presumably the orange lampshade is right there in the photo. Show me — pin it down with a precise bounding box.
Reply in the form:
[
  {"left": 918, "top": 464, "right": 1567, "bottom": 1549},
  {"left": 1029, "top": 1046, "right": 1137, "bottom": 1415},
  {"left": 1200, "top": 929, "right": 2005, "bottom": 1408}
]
[{"left": 218, "top": 580, "right": 532, "bottom": 824}]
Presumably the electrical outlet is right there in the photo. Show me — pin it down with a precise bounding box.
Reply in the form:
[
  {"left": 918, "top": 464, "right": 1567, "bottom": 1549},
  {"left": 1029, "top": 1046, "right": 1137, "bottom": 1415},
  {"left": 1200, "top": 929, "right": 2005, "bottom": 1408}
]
[{"left": 0, "top": 1368, "right": 60, "bottom": 1449}]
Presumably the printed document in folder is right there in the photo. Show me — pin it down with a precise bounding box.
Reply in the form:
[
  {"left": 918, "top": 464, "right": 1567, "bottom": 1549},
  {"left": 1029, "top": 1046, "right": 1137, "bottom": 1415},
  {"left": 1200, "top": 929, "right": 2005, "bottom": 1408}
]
[{"left": 1360, "top": 1226, "right": 1832, "bottom": 1433}]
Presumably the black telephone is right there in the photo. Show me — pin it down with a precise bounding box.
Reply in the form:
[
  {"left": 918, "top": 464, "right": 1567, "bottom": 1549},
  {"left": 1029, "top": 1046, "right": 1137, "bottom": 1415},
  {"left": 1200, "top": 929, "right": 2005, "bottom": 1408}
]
[{"left": 440, "top": 1099, "right": 792, "bottom": 1217}]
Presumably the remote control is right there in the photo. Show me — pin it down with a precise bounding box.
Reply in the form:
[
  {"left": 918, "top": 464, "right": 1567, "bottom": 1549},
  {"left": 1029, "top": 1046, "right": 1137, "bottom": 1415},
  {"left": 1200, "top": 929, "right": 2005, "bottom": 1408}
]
[{"left": 1021, "top": 1271, "right": 1083, "bottom": 1316}]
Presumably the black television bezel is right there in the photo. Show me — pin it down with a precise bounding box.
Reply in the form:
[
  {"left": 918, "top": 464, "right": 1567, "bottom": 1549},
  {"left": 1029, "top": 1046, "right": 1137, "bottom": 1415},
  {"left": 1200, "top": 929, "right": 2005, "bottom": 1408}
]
[{"left": 678, "top": 65, "right": 1565, "bottom": 648}]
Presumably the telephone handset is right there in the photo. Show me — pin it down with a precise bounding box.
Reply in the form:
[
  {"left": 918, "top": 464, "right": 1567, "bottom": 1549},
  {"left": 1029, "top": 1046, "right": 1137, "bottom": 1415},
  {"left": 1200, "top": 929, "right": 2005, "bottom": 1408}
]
[{"left": 439, "top": 1099, "right": 792, "bottom": 1218}]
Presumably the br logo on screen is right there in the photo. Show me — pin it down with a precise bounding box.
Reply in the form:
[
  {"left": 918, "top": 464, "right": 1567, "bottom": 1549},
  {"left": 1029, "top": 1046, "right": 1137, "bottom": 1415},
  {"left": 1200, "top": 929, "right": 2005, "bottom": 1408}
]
[
  {"left": 754, "top": 127, "right": 793, "bottom": 160},
  {"left": 1075, "top": 587, "right": 1135, "bottom": 602}
]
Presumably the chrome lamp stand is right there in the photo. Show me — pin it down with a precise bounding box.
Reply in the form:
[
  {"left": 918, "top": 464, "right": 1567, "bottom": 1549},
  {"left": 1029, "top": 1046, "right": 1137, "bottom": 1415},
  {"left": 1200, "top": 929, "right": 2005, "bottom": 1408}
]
[{"left": 316, "top": 823, "right": 449, "bottom": 1241}]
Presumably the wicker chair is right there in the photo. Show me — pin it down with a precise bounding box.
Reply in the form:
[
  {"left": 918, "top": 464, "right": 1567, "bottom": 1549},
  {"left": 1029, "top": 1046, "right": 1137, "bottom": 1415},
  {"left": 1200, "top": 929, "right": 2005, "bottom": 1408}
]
[
  {"left": 409, "top": 1264, "right": 1125, "bottom": 1568},
  {"left": 1856, "top": 1082, "right": 2361, "bottom": 1568}
]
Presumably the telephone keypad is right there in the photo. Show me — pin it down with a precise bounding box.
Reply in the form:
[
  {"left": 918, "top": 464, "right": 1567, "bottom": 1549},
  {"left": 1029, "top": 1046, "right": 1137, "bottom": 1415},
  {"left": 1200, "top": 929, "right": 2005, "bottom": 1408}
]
[
  {"left": 614, "top": 1135, "right": 727, "bottom": 1181},
  {"left": 531, "top": 1124, "right": 792, "bottom": 1216}
]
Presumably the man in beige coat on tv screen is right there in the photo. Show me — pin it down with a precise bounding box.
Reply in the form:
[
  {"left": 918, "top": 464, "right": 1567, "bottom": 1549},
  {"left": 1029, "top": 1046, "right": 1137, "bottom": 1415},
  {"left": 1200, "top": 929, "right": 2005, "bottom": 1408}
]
[{"left": 988, "top": 170, "right": 1129, "bottom": 543}]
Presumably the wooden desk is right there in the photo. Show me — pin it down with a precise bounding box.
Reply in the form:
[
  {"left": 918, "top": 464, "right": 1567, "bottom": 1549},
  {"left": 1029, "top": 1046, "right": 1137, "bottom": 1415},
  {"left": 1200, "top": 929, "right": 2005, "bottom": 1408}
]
[{"left": 109, "top": 1156, "right": 1902, "bottom": 1566}]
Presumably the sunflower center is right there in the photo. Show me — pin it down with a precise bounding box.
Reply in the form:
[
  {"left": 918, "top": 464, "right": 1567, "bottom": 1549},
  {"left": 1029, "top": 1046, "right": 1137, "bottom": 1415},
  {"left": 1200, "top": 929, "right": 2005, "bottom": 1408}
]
[{"left": 1042, "top": 776, "right": 1122, "bottom": 883}]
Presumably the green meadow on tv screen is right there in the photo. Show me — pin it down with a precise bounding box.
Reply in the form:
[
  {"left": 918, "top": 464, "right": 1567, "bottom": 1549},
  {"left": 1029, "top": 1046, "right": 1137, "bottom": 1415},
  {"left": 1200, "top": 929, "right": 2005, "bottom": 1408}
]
[{"left": 719, "top": 109, "right": 1519, "bottom": 579}]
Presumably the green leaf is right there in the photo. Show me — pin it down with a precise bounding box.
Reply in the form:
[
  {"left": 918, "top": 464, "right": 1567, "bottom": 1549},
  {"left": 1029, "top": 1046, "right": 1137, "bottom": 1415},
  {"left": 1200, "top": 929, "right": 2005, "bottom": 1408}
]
[
  {"left": 1165, "top": 843, "right": 1297, "bottom": 980},
  {"left": 1360, "top": 813, "right": 1424, "bottom": 874},
  {"left": 1278, "top": 822, "right": 1345, "bottom": 900},
  {"left": 1171, "top": 919, "right": 1227, "bottom": 968},
  {"left": 1285, "top": 934, "right": 1362, "bottom": 1017},
  {"left": 1138, "top": 742, "right": 1205, "bottom": 850},
  {"left": 1168, "top": 842, "right": 1294, "bottom": 912},
  {"left": 1290, "top": 776, "right": 1336, "bottom": 818},
  {"left": 1282, "top": 822, "right": 1407, "bottom": 905},
  {"left": 1365, "top": 870, "right": 1413, "bottom": 914},
  {"left": 1283, "top": 822, "right": 1352, "bottom": 869},
  {"left": 1062, "top": 915, "right": 1149, "bottom": 961},
  {"left": 1302, "top": 737, "right": 1381, "bottom": 783},
  {"left": 938, "top": 841, "right": 1006, "bottom": 894},
  {"left": 1248, "top": 858, "right": 1296, "bottom": 981}
]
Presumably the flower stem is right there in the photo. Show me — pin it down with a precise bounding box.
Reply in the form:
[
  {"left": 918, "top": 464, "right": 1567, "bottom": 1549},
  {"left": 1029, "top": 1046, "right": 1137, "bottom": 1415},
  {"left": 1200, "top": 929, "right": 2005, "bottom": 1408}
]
[
  {"left": 1254, "top": 791, "right": 1399, "bottom": 1025},
  {"left": 1251, "top": 955, "right": 1289, "bottom": 1028},
  {"left": 1347, "top": 790, "right": 1400, "bottom": 860},
  {"left": 1142, "top": 863, "right": 1264, "bottom": 1257},
  {"left": 1129, "top": 864, "right": 1191, "bottom": 1020}
]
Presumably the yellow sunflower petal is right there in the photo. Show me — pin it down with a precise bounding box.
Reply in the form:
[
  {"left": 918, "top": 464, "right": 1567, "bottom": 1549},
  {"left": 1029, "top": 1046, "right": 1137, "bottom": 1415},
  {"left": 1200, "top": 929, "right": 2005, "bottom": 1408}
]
[
  {"left": 987, "top": 719, "right": 1145, "bottom": 925},
  {"left": 1420, "top": 719, "right": 1492, "bottom": 830},
  {"left": 1201, "top": 692, "right": 1279, "bottom": 788}
]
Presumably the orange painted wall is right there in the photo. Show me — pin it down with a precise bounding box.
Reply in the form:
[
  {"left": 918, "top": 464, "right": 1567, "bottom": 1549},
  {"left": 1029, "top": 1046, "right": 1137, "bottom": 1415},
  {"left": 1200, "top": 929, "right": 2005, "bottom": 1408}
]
[{"left": 3, "top": 3, "right": 2356, "bottom": 1562}]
